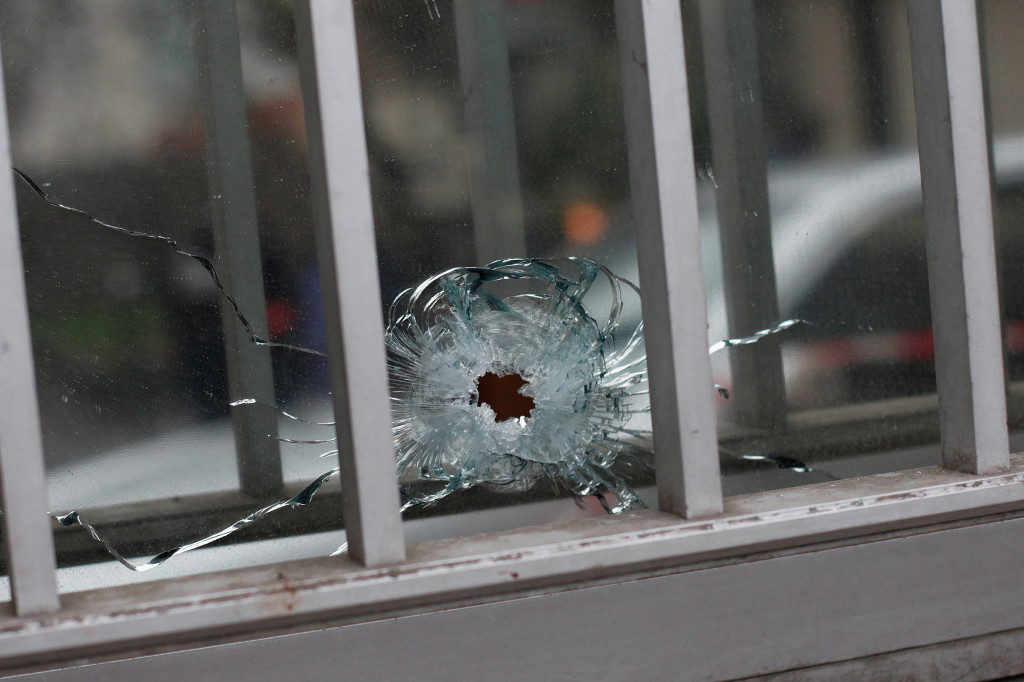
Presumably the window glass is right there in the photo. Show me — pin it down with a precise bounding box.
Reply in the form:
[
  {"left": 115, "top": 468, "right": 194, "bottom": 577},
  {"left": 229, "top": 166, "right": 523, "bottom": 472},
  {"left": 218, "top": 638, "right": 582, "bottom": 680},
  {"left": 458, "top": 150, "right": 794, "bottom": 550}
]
[
  {"left": 2, "top": 0, "right": 340, "bottom": 591},
  {"left": 5, "top": 0, "right": 1015, "bottom": 592},
  {"left": 360, "top": 0, "right": 651, "bottom": 527},
  {"left": 1, "top": 0, "right": 644, "bottom": 589},
  {"left": 687, "top": 0, "right": 946, "bottom": 496}
]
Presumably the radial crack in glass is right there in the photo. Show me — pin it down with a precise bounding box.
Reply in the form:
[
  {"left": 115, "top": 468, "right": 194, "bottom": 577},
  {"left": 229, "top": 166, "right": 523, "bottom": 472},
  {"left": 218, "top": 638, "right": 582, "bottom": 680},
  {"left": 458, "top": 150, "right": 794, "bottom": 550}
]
[{"left": 387, "top": 258, "right": 652, "bottom": 514}]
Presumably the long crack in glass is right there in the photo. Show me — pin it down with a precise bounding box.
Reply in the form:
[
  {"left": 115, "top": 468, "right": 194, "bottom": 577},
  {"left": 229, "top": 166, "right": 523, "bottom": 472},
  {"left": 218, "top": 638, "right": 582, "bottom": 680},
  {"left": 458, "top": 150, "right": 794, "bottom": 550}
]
[{"left": 17, "top": 170, "right": 807, "bottom": 570}]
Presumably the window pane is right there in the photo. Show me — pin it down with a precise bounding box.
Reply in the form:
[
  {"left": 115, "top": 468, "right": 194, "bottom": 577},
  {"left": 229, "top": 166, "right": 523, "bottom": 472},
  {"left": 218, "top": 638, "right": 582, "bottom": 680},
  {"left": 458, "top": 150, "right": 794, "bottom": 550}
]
[
  {"left": 3, "top": 0, "right": 650, "bottom": 577},
  {"left": 9, "top": 0, "right": 1007, "bottom": 582},
  {"left": 686, "top": 0, "right": 946, "bottom": 496},
  {"left": 360, "top": 0, "right": 653, "bottom": 532},
  {"left": 2, "top": 0, "right": 342, "bottom": 591}
]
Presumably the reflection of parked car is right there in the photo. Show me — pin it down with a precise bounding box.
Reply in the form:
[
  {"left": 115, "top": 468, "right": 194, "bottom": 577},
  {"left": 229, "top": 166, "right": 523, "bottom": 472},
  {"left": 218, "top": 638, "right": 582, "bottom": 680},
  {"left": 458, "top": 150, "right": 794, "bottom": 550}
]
[{"left": 611, "top": 133, "right": 1024, "bottom": 411}]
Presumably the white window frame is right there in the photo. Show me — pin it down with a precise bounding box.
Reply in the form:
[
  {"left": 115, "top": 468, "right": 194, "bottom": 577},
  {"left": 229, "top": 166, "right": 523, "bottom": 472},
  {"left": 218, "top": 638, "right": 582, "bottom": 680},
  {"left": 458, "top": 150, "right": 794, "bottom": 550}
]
[{"left": 1, "top": 0, "right": 1023, "bottom": 678}]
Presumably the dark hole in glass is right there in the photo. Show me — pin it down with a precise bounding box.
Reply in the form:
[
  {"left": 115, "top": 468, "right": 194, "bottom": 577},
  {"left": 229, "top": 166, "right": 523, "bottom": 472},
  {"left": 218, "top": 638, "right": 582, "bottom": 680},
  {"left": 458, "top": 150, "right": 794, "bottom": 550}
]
[{"left": 474, "top": 371, "right": 536, "bottom": 422}]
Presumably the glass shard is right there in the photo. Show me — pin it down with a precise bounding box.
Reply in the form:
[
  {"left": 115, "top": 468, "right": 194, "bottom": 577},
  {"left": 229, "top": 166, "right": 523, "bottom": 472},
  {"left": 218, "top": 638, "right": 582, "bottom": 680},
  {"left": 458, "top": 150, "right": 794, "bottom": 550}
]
[{"left": 55, "top": 468, "right": 340, "bottom": 572}]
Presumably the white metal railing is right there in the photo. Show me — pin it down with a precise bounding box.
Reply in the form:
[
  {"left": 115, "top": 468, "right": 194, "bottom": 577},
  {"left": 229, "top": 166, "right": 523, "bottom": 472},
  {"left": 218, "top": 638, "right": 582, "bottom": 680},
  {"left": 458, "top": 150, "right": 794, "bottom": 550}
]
[
  {"left": 0, "top": 51, "right": 60, "bottom": 616},
  {"left": 698, "top": 0, "right": 788, "bottom": 430},
  {"left": 193, "top": 0, "right": 285, "bottom": 498},
  {"left": 614, "top": 0, "right": 722, "bottom": 518},
  {"left": 293, "top": 0, "right": 406, "bottom": 566},
  {"left": 907, "top": 0, "right": 1009, "bottom": 475},
  {"left": 0, "top": 0, "right": 1015, "bottom": 669}
]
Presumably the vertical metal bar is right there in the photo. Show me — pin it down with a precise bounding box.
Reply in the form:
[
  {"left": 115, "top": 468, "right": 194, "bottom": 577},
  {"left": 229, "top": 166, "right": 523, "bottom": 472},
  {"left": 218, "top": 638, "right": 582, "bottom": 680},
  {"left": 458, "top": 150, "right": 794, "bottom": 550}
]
[
  {"left": 293, "top": 0, "right": 405, "bottom": 565},
  {"left": 192, "top": 0, "right": 284, "bottom": 498},
  {"left": 907, "top": 0, "right": 1009, "bottom": 474},
  {"left": 453, "top": 0, "right": 528, "bottom": 263},
  {"left": 615, "top": 0, "right": 723, "bottom": 517},
  {"left": 698, "top": 0, "right": 787, "bottom": 430},
  {"left": 0, "top": 61, "right": 60, "bottom": 613}
]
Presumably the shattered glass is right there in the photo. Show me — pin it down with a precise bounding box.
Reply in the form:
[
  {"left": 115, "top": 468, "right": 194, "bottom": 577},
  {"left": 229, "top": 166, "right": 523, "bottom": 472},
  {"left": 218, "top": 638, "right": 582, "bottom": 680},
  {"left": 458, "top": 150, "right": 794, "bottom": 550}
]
[
  {"left": 387, "top": 256, "right": 807, "bottom": 512},
  {"left": 0, "top": 0, "right": 652, "bottom": 585},
  {"left": 17, "top": 142, "right": 809, "bottom": 573},
  {"left": 388, "top": 258, "right": 650, "bottom": 513}
]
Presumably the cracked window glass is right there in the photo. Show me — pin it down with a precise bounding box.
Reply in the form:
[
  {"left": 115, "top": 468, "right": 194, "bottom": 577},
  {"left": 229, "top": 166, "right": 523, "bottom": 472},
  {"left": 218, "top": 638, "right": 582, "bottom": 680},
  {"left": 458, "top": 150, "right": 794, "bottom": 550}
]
[
  {"left": 4, "top": 0, "right": 1014, "bottom": 593},
  {"left": 2, "top": 0, "right": 655, "bottom": 590},
  {"left": 982, "top": 0, "right": 1024, "bottom": 455},
  {"left": 361, "top": 0, "right": 656, "bottom": 523},
  {"left": 4, "top": 0, "right": 341, "bottom": 591}
]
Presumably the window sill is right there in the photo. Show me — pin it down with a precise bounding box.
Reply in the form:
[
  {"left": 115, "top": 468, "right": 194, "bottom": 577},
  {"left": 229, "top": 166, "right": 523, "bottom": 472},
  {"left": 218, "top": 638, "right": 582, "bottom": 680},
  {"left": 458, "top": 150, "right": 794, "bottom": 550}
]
[{"left": 4, "top": 453, "right": 1024, "bottom": 672}]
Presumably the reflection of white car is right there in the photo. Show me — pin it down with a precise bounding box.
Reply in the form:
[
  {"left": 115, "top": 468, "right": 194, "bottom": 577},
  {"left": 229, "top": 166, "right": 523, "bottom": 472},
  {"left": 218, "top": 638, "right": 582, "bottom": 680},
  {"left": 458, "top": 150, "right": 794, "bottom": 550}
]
[{"left": 610, "top": 133, "right": 1024, "bottom": 410}]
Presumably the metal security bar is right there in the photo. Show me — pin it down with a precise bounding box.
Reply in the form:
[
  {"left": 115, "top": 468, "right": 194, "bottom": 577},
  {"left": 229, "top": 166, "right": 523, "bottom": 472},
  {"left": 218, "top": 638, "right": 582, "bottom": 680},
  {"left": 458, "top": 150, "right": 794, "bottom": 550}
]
[
  {"left": 615, "top": 0, "right": 722, "bottom": 518},
  {"left": 907, "top": 0, "right": 1010, "bottom": 475},
  {"left": 453, "top": 0, "right": 528, "bottom": 263},
  {"left": 293, "top": 0, "right": 405, "bottom": 566},
  {"left": 698, "top": 0, "right": 787, "bottom": 430},
  {"left": 0, "top": 62, "right": 59, "bottom": 615},
  {"left": 192, "top": 0, "right": 284, "bottom": 498}
]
